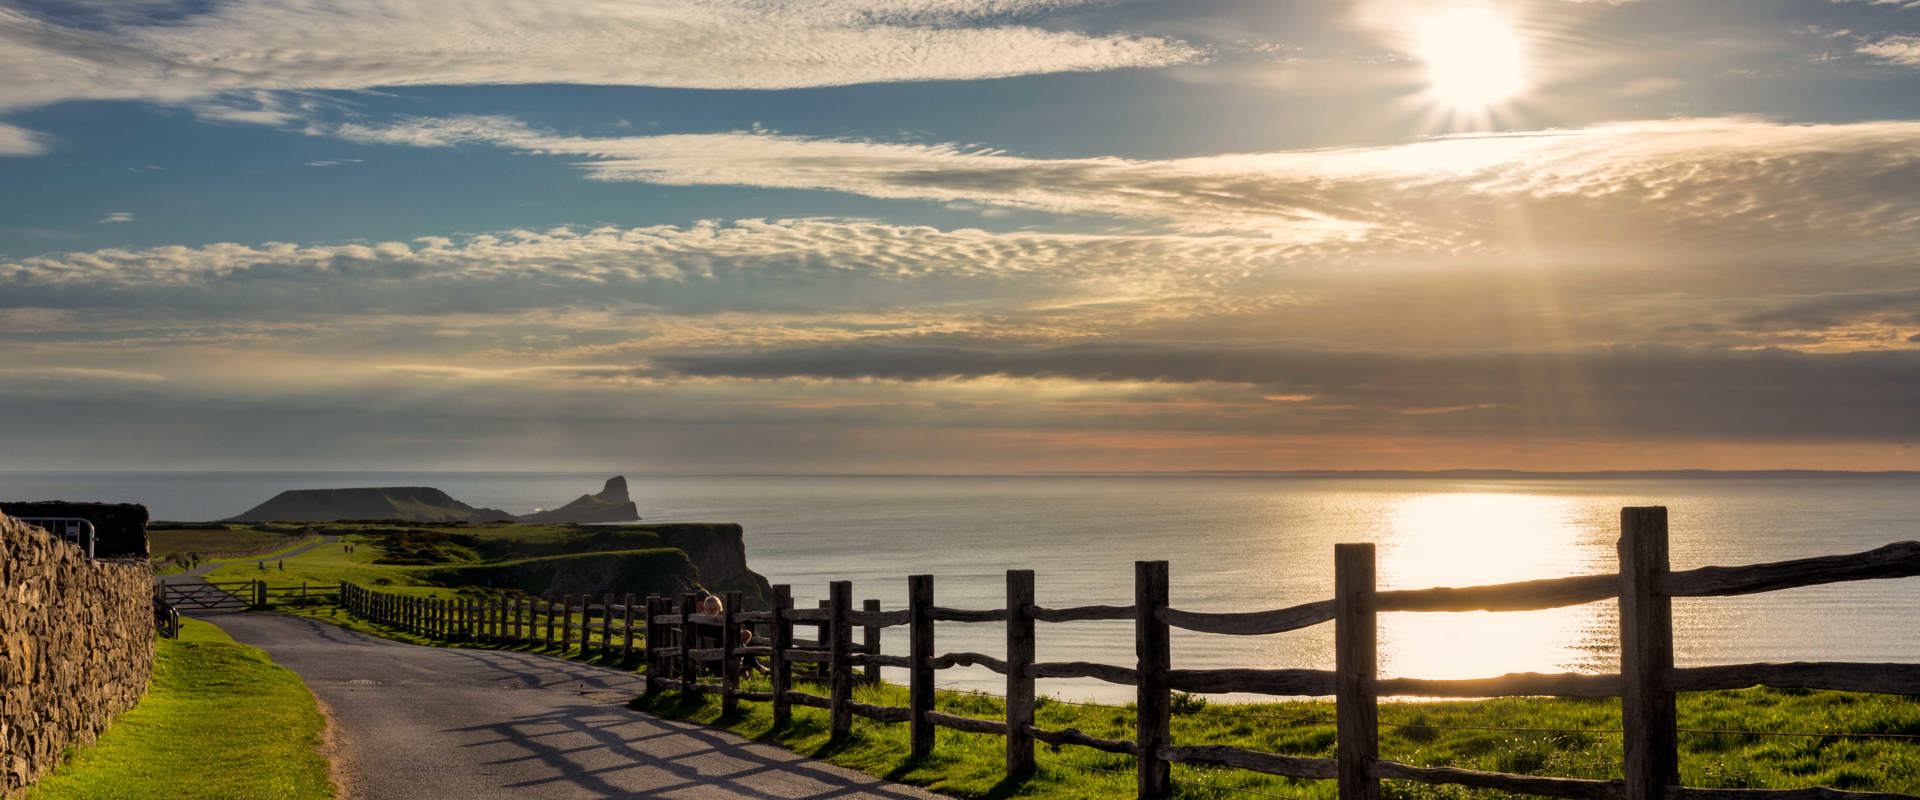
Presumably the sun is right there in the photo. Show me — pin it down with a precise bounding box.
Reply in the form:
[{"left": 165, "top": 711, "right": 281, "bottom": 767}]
[{"left": 1415, "top": 7, "right": 1527, "bottom": 111}]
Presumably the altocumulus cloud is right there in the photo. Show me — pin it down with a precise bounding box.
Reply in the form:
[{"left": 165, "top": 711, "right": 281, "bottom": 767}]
[
  {"left": 330, "top": 116, "right": 1920, "bottom": 249},
  {"left": 0, "top": 0, "right": 1198, "bottom": 133}
]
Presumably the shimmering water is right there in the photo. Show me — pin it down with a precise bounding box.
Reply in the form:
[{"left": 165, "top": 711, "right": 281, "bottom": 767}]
[{"left": 6, "top": 472, "right": 1917, "bottom": 701}]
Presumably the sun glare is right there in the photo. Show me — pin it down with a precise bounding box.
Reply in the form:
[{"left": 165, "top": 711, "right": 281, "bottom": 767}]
[{"left": 1416, "top": 7, "right": 1527, "bottom": 112}]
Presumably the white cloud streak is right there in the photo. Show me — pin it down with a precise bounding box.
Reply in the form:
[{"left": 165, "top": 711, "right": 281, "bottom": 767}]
[
  {"left": 331, "top": 116, "right": 1920, "bottom": 250},
  {"left": 0, "top": 1, "right": 1199, "bottom": 115},
  {"left": 1859, "top": 34, "right": 1920, "bottom": 65},
  {"left": 0, "top": 119, "right": 43, "bottom": 155}
]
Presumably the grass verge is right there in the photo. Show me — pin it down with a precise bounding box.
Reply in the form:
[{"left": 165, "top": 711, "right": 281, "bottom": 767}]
[
  {"left": 632, "top": 677, "right": 1920, "bottom": 799},
  {"left": 26, "top": 618, "right": 336, "bottom": 800}
]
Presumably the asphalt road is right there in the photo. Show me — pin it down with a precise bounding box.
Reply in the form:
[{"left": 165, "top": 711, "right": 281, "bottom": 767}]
[{"left": 209, "top": 612, "right": 944, "bottom": 800}]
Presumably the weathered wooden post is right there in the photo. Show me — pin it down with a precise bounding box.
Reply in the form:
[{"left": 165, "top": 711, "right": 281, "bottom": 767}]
[
  {"left": 909, "top": 574, "right": 934, "bottom": 759},
  {"left": 545, "top": 598, "right": 557, "bottom": 649},
  {"left": 623, "top": 593, "right": 637, "bottom": 662},
  {"left": 828, "top": 580, "right": 854, "bottom": 738},
  {"left": 1136, "top": 560, "right": 1171, "bottom": 799},
  {"left": 680, "top": 592, "right": 698, "bottom": 693},
  {"left": 1621, "top": 507, "right": 1678, "bottom": 800},
  {"left": 722, "top": 590, "right": 742, "bottom": 714},
  {"left": 254, "top": 579, "right": 267, "bottom": 610},
  {"left": 861, "top": 598, "right": 883, "bottom": 686},
  {"left": 602, "top": 593, "right": 615, "bottom": 659},
  {"left": 560, "top": 594, "right": 574, "bottom": 652},
  {"left": 643, "top": 596, "right": 665, "bottom": 697},
  {"left": 1335, "top": 543, "right": 1379, "bottom": 800},
  {"left": 1006, "top": 569, "right": 1037, "bottom": 782},
  {"left": 770, "top": 585, "right": 793, "bottom": 728}
]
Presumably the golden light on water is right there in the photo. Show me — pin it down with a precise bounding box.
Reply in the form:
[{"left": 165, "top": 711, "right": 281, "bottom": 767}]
[
  {"left": 1377, "top": 492, "right": 1609, "bottom": 679},
  {"left": 1416, "top": 7, "right": 1528, "bottom": 111}
]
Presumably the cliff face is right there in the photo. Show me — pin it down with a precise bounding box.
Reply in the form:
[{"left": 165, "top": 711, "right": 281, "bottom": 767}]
[
  {"left": 514, "top": 476, "right": 640, "bottom": 524},
  {"left": 649, "top": 523, "right": 773, "bottom": 609},
  {"left": 227, "top": 487, "right": 514, "bottom": 523}
]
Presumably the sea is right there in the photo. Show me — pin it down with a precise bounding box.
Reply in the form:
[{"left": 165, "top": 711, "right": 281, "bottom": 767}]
[{"left": 6, "top": 471, "right": 1918, "bottom": 703}]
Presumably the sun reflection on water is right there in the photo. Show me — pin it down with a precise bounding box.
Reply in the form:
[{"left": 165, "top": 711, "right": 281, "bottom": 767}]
[{"left": 1376, "top": 492, "right": 1615, "bottom": 681}]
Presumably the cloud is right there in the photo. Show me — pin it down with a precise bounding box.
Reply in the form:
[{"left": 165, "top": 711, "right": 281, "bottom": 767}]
[
  {"left": 0, "top": 366, "right": 166, "bottom": 382},
  {"left": 329, "top": 116, "right": 1920, "bottom": 249},
  {"left": 0, "top": 1, "right": 1200, "bottom": 118},
  {"left": 0, "top": 120, "right": 43, "bottom": 155},
  {"left": 95, "top": 211, "right": 135, "bottom": 224},
  {"left": 636, "top": 340, "right": 1920, "bottom": 441},
  {"left": 1859, "top": 35, "right": 1920, "bottom": 65}
]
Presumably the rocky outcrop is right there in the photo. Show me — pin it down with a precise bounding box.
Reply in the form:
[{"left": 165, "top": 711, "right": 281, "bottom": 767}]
[
  {"left": 419, "top": 549, "right": 698, "bottom": 599},
  {"left": 649, "top": 523, "right": 772, "bottom": 608},
  {"left": 1, "top": 512, "right": 155, "bottom": 798},
  {"left": 227, "top": 487, "right": 514, "bottom": 523},
  {"left": 514, "top": 476, "right": 640, "bottom": 524}
]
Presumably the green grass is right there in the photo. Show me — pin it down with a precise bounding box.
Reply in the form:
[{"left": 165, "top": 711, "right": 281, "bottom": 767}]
[
  {"left": 149, "top": 526, "right": 308, "bottom": 572},
  {"left": 27, "top": 618, "right": 335, "bottom": 800},
  {"left": 632, "top": 679, "right": 1920, "bottom": 800}
]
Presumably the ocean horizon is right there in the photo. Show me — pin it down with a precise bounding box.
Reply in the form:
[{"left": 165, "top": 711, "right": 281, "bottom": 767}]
[{"left": 8, "top": 470, "right": 1919, "bottom": 702}]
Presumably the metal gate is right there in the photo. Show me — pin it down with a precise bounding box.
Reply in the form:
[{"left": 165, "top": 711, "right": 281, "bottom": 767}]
[{"left": 157, "top": 580, "right": 254, "bottom": 611}]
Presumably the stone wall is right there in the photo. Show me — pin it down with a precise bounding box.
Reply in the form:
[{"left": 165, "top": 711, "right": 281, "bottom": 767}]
[{"left": 0, "top": 511, "right": 155, "bottom": 798}]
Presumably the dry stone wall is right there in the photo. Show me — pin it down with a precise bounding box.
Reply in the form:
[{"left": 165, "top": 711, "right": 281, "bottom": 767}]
[{"left": 0, "top": 511, "right": 154, "bottom": 798}]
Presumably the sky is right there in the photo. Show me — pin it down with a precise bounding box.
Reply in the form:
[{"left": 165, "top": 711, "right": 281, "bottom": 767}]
[{"left": 2, "top": 0, "right": 1919, "bottom": 473}]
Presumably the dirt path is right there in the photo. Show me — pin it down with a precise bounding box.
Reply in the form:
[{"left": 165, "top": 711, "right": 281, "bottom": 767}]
[{"left": 207, "top": 612, "right": 945, "bottom": 800}]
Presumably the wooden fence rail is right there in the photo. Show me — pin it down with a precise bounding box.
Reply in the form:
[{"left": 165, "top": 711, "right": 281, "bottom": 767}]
[{"left": 332, "top": 507, "right": 1920, "bottom": 800}]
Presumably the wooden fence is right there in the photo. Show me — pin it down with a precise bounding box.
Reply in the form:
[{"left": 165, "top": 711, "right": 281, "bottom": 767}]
[{"left": 338, "top": 507, "right": 1920, "bottom": 800}]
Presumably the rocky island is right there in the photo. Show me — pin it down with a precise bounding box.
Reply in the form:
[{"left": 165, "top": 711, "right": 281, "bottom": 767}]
[{"left": 226, "top": 476, "right": 641, "bottom": 524}]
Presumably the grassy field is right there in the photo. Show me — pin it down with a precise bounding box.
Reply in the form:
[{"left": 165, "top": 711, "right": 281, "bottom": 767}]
[
  {"left": 633, "top": 678, "right": 1920, "bottom": 799},
  {"left": 27, "top": 618, "right": 335, "bottom": 800},
  {"left": 149, "top": 526, "right": 310, "bottom": 574}
]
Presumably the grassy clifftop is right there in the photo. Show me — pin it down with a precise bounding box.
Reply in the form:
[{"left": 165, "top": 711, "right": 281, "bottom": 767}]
[{"left": 207, "top": 521, "right": 770, "bottom": 607}]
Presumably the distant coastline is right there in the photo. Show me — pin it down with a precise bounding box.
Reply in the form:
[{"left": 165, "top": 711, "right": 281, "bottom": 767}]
[{"left": 6, "top": 468, "right": 1920, "bottom": 479}]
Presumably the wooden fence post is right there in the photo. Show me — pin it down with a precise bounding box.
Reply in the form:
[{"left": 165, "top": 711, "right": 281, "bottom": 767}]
[
  {"left": 828, "top": 580, "right": 854, "bottom": 738},
  {"left": 722, "top": 590, "right": 742, "bottom": 715},
  {"left": 1335, "top": 543, "right": 1380, "bottom": 800},
  {"left": 545, "top": 598, "right": 557, "bottom": 649},
  {"left": 1006, "top": 569, "right": 1037, "bottom": 782},
  {"left": 1136, "top": 560, "right": 1171, "bottom": 799},
  {"left": 1621, "top": 506, "right": 1678, "bottom": 800},
  {"left": 770, "top": 585, "right": 793, "bottom": 728},
  {"left": 680, "top": 593, "right": 698, "bottom": 694},
  {"left": 603, "top": 593, "right": 615, "bottom": 659},
  {"left": 909, "top": 574, "right": 934, "bottom": 759},
  {"left": 560, "top": 594, "right": 574, "bottom": 652},
  {"left": 861, "top": 598, "right": 882, "bottom": 686},
  {"left": 644, "top": 596, "right": 664, "bottom": 697},
  {"left": 623, "top": 593, "right": 637, "bottom": 662}
]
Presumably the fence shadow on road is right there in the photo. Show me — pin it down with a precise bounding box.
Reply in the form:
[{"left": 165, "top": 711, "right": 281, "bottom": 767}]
[{"left": 447, "top": 702, "right": 934, "bottom": 799}]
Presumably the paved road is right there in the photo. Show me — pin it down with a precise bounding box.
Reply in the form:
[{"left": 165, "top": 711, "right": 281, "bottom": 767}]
[{"left": 210, "top": 612, "right": 944, "bottom": 800}]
